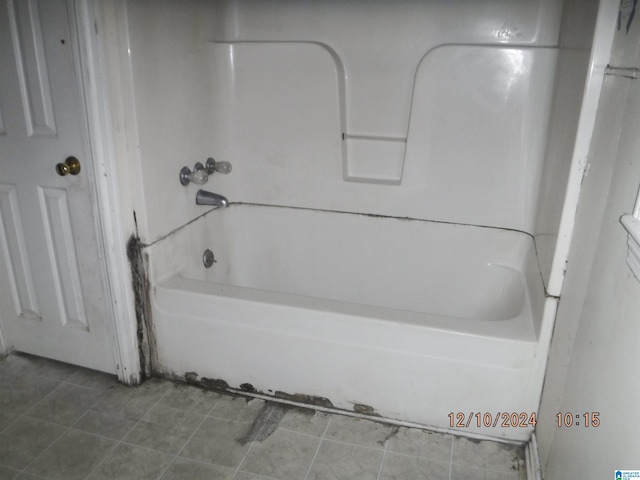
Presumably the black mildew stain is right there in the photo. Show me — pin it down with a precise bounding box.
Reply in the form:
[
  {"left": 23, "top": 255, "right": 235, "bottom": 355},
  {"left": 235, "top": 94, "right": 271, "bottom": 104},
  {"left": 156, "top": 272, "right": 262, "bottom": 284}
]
[
  {"left": 126, "top": 234, "right": 155, "bottom": 378},
  {"left": 353, "top": 403, "right": 379, "bottom": 416},
  {"left": 240, "top": 383, "right": 256, "bottom": 393},
  {"left": 274, "top": 391, "right": 334, "bottom": 408},
  {"left": 200, "top": 377, "right": 230, "bottom": 391}
]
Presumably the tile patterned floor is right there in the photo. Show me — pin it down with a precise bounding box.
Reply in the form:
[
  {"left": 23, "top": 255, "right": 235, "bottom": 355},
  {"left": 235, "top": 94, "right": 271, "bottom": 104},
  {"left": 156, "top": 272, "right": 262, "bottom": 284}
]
[{"left": 0, "top": 353, "right": 526, "bottom": 480}]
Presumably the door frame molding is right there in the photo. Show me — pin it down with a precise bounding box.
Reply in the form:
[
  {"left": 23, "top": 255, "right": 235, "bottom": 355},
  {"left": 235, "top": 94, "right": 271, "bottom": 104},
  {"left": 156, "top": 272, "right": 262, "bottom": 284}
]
[
  {"left": 71, "top": 0, "right": 141, "bottom": 384},
  {"left": 0, "top": 313, "right": 5, "bottom": 356}
]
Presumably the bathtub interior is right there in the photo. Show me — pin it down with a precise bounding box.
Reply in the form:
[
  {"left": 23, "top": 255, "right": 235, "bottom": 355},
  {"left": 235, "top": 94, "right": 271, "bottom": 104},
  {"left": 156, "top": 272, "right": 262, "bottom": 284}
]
[
  {"left": 151, "top": 205, "right": 544, "bottom": 333},
  {"left": 119, "top": 0, "right": 593, "bottom": 440}
]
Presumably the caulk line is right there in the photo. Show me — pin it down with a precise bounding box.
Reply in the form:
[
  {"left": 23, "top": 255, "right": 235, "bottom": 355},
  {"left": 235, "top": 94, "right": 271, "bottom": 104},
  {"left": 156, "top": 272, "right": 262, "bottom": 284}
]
[
  {"left": 142, "top": 206, "right": 223, "bottom": 248},
  {"left": 230, "top": 201, "right": 535, "bottom": 239},
  {"left": 144, "top": 201, "right": 535, "bottom": 249}
]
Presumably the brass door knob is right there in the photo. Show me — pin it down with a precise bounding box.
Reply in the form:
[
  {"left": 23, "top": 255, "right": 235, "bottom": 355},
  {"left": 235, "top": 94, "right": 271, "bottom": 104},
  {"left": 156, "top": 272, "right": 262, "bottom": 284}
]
[{"left": 55, "top": 156, "right": 81, "bottom": 176}]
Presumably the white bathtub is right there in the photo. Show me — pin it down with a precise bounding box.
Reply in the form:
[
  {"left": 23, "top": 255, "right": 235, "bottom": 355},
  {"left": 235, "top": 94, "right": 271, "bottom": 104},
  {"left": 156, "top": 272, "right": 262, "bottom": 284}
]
[{"left": 151, "top": 204, "right": 545, "bottom": 441}]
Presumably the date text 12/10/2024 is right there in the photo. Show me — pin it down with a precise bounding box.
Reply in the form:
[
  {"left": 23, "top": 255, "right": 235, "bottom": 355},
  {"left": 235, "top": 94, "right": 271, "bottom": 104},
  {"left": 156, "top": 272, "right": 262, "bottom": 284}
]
[{"left": 448, "top": 412, "right": 601, "bottom": 428}]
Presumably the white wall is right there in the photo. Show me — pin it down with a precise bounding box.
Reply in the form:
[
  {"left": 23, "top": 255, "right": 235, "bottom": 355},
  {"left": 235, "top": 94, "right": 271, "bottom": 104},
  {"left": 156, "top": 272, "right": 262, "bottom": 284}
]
[{"left": 538, "top": 11, "right": 640, "bottom": 477}]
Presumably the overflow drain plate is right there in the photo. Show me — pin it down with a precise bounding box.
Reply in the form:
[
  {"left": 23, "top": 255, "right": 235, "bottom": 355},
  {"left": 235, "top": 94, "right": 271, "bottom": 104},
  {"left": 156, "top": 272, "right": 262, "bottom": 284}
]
[{"left": 203, "top": 249, "right": 216, "bottom": 268}]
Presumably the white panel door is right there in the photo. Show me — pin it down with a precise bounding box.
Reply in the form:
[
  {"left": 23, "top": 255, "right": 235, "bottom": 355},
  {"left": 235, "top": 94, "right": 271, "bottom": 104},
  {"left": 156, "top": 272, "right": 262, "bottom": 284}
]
[{"left": 0, "top": 0, "right": 116, "bottom": 373}]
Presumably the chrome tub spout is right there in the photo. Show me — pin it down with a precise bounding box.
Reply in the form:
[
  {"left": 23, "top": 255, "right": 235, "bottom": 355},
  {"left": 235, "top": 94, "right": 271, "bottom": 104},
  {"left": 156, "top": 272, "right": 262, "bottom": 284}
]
[{"left": 196, "top": 189, "right": 229, "bottom": 208}]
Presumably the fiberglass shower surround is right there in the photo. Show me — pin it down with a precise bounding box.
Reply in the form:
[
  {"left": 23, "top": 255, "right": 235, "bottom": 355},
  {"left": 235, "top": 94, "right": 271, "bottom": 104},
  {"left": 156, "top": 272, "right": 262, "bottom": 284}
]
[{"left": 123, "top": 0, "right": 572, "bottom": 441}]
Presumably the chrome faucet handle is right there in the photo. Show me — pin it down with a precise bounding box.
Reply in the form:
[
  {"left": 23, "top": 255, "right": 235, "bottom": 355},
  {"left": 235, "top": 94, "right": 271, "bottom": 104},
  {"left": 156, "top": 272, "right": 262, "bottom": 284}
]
[
  {"left": 180, "top": 158, "right": 231, "bottom": 186},
  {"left": 205, "top": 157, "right": 232, "bottom": 175},
  {"left": 179, "top": 162, "right": 208, "bottom": 186}
]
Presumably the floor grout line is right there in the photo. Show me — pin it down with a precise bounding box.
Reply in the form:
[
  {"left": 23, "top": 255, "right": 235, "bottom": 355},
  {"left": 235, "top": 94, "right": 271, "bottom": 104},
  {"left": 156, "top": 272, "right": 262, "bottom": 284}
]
[
  {"left": 15, "top": 381, "right": 73, "bottom": 477},
  {"left": 229, "top": 430, "right": 258, "bottom": 477},
  {"left": 302, "top": 414, "right": 333, "bottom": 480},
  {"left": 155, "top": 392, "right": 225, "bottom": 480},
  {"left": 375, "top": 425, "right": 390, "bottom": 480},
  {"left": 13, "top": 428, "right": 69, "bottom": 476},
  {"left": 81, "top": 381, "right": 174, "bottom": 480},
  {"left": 297, "top": 431, "right": 388, "bottom": 450},
  {"left": 448, "top": 436, "right": 455, "bottom": 480},
  {"left": 373, "top": 447, "right": 454, "bottom": 463}
]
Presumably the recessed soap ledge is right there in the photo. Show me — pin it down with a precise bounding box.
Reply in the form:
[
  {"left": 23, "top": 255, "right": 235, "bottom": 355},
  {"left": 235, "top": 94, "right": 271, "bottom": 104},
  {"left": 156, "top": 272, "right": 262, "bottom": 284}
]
[{"left": 343, "top": 136, "right": 407, "bottom": 184}]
